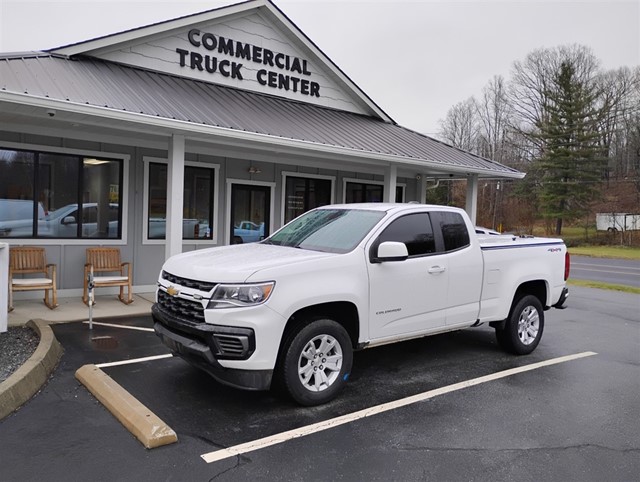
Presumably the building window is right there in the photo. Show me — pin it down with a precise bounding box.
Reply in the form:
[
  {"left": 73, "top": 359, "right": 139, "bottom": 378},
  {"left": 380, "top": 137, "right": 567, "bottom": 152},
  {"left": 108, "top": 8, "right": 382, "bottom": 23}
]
[
  {"left": 344, "top": 181, "right": 404, "bottom": 203},
  {"left": 284, "top": 175, "right": 332, "bottom": 224},
  {"left": 0, "top": 148, "right": 122, "bottom": 239},
  {"left": 147, "top": 161, "right": 216, "bottom": 240}
]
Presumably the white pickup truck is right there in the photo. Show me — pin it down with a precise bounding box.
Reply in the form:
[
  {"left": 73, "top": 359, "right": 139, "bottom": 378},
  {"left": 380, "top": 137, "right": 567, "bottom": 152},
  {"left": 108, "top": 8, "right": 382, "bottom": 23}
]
[{"left": 153, "top": 204, "right": 569, "bottom": 405}]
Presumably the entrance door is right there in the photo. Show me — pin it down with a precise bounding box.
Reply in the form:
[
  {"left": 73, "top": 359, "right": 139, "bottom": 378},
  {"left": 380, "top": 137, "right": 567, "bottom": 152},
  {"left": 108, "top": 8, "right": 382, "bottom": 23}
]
[{"left": 230, "top": 183, "right": 270, "bottom": 244}]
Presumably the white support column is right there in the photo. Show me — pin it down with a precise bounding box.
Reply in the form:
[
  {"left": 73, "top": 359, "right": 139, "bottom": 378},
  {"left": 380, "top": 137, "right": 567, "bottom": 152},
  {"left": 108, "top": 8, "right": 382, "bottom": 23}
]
[
  {"left": 165, "top": 134, "right": 185, "bottom": 261},
  {"left": 384, "top": 164, "right": 397, "bottom": 203},
  {"left": 0, "top": 242, "right": 8, "bottom": 332},
  {"left": 465, "top": 174, "right": 479, "bottom": 226},
  {"left": 419, "top": 176, "right": 428, "bottom": 204}
]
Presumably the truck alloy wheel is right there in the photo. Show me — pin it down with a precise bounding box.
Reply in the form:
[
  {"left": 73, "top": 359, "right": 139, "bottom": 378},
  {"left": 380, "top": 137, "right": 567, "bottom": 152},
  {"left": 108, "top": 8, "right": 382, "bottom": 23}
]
[
  {"left": 496, "top": 294, "right": 545, "bottom": 355},
  {"left": 281, "top": 319, "right": 353, "bottom": 406}
]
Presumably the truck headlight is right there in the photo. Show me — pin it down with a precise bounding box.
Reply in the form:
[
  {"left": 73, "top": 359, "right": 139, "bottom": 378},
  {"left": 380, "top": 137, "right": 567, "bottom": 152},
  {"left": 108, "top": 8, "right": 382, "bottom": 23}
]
[{"left": 207, "top": 282, "right": 275, "bottom": 309}]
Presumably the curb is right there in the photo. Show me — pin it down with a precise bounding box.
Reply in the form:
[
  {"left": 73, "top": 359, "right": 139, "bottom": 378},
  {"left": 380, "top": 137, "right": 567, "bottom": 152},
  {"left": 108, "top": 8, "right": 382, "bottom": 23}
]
[
  {"left": 0, "top": 319, "right": 64, "bottom": 420},
  {"left": 75, "top": 364, "right": 178, "bottom": 449}
]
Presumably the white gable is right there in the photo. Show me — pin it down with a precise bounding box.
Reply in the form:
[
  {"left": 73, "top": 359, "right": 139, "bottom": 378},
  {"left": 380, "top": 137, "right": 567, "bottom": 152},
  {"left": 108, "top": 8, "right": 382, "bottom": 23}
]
[{"left": 68, "top": 6, "right": 378, "bottom": 116}]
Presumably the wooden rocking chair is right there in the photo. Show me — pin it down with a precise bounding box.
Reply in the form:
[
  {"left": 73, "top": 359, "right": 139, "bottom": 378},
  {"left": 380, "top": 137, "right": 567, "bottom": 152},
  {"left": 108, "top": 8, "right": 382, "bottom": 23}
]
[
  {"left": 83, "top": 247, "right": 133, "bottom": 305},
  {"left": 9, "top": 246, "right": 58, "bottom": 311}
]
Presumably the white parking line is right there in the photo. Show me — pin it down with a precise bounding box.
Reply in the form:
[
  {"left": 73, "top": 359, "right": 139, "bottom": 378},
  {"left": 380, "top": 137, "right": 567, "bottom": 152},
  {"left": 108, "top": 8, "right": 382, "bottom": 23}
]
[
  {"left": 200, "top": 351, "right": 597, "bottom": 464},
  {"left": 96, "top": 354, "right": 173, "bottom": 368},
  {"left": 82, "top": 321, "right": 155, "bottom": 332}
]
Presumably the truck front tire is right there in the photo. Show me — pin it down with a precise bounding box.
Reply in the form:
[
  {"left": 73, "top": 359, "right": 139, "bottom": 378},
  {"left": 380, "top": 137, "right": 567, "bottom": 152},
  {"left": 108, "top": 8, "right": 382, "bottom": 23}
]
[
  {"left": 496, "top": 294, "right": 544, "bottom": 355},
  {"left": 279, "top": 319, "right": 353, "bottom": 406}
]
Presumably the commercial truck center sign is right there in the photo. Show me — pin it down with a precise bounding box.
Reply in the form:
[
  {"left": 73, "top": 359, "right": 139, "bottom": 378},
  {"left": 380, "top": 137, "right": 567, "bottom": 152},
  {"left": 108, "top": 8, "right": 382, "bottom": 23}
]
[{"left": 176, "top": 28, "right": 321, "bottom": 97}]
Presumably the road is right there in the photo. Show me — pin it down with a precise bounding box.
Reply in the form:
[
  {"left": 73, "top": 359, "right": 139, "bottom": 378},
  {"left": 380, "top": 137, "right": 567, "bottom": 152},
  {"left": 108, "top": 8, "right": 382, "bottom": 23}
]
[
  {"left": 1, "top": 286, "right": 638, "bottom": 481},
  {"left": 570, "top": 255, "right": 640, "bottom": 287}
]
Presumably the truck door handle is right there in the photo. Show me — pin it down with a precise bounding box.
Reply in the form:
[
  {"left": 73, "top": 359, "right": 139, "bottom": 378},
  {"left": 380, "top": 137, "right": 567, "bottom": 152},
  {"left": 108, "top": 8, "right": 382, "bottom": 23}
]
[{"left": 428, "top": 266, "right": 446, "bottom": 274}]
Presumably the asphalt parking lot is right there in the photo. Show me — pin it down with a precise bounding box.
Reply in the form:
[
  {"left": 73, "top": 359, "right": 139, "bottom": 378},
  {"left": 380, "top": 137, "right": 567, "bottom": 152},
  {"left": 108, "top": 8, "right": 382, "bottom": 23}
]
[{"left": 1, "top": 286, "right": 638, "bottom": 481}]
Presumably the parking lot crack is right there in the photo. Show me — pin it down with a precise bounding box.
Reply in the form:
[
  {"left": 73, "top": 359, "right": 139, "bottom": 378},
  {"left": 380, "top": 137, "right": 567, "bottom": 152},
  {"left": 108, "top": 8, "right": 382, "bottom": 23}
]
[
  {"left": 396, "top": 443, "right": 640, "bottom": 454},
  {"left": 207, "top": 457, "right": 241, "bottom": 481}
]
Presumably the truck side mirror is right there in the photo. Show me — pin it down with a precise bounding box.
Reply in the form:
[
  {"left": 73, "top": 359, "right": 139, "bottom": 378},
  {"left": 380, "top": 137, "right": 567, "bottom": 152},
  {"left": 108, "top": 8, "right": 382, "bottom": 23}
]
[
  {"left": 372, "top": 241, "right": 408, "bottom": 263},
  {"left": 62, "top": 216, "right": 76, "bottom": 225}
]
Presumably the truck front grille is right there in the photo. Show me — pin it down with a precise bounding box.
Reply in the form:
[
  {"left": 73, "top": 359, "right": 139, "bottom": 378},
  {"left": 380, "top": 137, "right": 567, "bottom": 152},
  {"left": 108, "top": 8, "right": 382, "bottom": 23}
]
[
  {"left": 157, "top": 289, "right": 205, "bottom": 323},
  {"left": 161, "top": 270, "right": 218, "bottom": 292}
]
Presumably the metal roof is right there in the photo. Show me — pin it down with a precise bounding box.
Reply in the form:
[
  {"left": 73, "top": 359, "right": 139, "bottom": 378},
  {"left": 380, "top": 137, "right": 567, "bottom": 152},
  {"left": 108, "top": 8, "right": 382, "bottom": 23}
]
[{"left": 0, "top": 54, "right": 522, "bottom": 177}]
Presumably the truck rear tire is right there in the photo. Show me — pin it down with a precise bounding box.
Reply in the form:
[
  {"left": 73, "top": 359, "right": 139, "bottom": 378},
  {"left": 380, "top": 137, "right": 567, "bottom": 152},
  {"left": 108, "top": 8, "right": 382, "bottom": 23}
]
[
  {"left": 496, "top": 294, "right": 544, "bottom": 355},
  {"left": 279, "top": 319, "right": 353, "bottom": 406}
]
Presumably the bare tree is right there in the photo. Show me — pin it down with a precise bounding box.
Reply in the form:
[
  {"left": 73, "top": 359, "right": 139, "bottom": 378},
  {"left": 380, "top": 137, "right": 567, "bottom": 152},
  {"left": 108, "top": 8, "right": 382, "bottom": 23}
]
[
  {"left": 509, "top": 44, "right": 601, "bottom": 149},
  {"left": 476, "top": 75, "right": 513, "bottom": 164},
  {"left": 597, "top": 66, "right": 640, "bottom": 178},
  {"left": 437, "top": 97, "right": 480, "bottom": 153}
]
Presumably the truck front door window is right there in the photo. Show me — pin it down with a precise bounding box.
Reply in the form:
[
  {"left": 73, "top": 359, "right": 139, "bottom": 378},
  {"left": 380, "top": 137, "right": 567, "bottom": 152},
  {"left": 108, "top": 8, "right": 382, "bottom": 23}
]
[{"left": 374, "top": 213, "right": 436, "bottom": 257}]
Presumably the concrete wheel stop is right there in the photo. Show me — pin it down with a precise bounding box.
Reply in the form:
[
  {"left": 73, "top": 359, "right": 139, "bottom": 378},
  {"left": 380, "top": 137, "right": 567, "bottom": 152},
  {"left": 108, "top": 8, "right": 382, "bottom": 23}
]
[{"left": 75, "top": 364, "right": 178, "bottom": 449}]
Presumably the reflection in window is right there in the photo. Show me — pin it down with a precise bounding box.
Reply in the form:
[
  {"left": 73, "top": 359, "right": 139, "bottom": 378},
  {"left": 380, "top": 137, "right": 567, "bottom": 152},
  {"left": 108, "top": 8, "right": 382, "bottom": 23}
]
[
  {"left": 0, "top": 150, "right": 36, "bottom": 238},
  {"left": 0, "top": 148, "right": 122, "bottom": 239},
  {"left": 267, "top": 208, "right": 384, "bottom": 253},
  {"left": 231, "top": 184, "right": 269, "bottom": 244},
  {"left": 346, "top": 182, "right": 382, "bottom": 203},
  {"left": 432, "top": 211, "right": 470, "bottom": 251},
  {"left": 284, "top": 176, "right": 331, "bottom": 224},
  {"left": 147, "top": 162, "right": 215, "bottom": 240}
]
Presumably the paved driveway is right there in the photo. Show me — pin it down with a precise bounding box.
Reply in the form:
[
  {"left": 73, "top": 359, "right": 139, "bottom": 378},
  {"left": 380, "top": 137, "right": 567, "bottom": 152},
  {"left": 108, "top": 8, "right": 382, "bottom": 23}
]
[{"left": 0, "top": 286, "right": 638, "bottom": 481}]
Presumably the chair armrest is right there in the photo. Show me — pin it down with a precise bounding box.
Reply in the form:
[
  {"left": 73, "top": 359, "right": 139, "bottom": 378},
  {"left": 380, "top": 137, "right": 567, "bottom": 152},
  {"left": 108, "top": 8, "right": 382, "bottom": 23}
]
[
  {"left": 46, "top": 263, "right": 57, "bottom": 279},
  {"left": 120, "top": 262, "right": 131, "bottom": 275}
]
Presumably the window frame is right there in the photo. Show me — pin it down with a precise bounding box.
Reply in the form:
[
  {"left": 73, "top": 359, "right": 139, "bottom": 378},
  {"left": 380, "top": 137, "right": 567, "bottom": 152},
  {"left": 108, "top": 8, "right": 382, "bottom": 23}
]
[
  {"left": 280, "top": 171, "right": 335, "bottom": 226},
  {"left": 142, "top": 157, "right": 220, "bottom": 245},
  {"left": 225, "top": 178, "right": 275, "bottom": 245},
  {"left": 0, "top": 141, "right": 128, "bottom": 245},
  {"left": 342, "top": 178, "right": 406, "bottom": 203}
]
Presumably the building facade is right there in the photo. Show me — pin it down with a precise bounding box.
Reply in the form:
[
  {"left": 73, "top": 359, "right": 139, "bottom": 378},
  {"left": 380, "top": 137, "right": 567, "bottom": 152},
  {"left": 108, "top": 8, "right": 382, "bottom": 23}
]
[{"left": 0, "top": 0, "right": 523, "bottom": 299}]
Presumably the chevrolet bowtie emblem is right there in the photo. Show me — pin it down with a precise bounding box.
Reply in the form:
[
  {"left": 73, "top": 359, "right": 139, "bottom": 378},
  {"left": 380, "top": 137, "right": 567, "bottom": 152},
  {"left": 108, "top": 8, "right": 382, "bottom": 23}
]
[{"left": 166, "top": 285, "right": 180, "bottom": 297}]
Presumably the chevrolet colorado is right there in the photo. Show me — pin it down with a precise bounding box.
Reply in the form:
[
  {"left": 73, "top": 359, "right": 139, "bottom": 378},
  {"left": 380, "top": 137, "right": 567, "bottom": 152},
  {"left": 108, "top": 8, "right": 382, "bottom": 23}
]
[{"left": 153, "top": 204, "right": 569, "bottom": 405}]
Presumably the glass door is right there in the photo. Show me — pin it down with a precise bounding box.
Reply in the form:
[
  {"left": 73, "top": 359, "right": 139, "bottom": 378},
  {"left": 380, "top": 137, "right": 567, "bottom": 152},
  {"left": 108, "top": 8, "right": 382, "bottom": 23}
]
[{"left": 230, "top": 183, "right": 270, "bottom": 244}]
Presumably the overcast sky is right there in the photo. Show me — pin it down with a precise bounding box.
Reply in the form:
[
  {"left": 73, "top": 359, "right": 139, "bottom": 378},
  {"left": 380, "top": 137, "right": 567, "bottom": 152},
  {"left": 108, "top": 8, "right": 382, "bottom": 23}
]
[{"left": 1, "top": 0, "right": 638, "bottom": 135}]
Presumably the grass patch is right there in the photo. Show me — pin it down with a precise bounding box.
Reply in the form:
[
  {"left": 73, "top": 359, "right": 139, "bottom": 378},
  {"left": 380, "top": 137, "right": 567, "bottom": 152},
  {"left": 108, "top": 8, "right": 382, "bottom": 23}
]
[
  {"left": 567, "top": 279, "right": 640, "bottom": 294},
  {"left": 568, "top": 246, "right": 640, "bottom": 260}
]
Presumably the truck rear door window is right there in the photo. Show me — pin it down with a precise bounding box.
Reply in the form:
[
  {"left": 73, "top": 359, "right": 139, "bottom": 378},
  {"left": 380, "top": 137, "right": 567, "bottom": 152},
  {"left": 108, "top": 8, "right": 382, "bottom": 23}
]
[{"left": 431, "top": 211, "right": 470, "bottom": 252}]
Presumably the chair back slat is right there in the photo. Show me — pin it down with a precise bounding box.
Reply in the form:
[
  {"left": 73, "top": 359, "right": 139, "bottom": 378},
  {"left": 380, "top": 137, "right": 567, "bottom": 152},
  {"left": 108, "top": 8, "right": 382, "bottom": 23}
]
[
  {"left": 86, "top": 247, "right": 122, "bottom": 272},
  {"left": 10, "top": 247, "right": 47, "bottom": 275}
]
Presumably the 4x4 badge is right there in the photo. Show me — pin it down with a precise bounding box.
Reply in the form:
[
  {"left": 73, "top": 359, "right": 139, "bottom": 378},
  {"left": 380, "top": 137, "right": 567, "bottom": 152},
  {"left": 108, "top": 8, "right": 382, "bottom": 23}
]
[{"left": 166, "top": 285, "right": 180, "bottom": 297}]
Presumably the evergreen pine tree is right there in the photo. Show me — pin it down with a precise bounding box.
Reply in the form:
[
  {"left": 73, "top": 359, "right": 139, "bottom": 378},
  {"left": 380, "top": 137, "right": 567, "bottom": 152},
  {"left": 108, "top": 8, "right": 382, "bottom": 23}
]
[{"left": 536, "top": 61, "right": 606, "bottom": 235}]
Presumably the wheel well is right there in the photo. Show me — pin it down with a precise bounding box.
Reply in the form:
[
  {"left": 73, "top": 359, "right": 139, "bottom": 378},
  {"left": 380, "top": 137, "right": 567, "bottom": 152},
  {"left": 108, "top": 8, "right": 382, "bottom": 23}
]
[
  {"left": 513, "top": 280, "right": 547, "bottom": 309},
  {"left": 281, "top": 302, "right": 360, "bottom": 350}
]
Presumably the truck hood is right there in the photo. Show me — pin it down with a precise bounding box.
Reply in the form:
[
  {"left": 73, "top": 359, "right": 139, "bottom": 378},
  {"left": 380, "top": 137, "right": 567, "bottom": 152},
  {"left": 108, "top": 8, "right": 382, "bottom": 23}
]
[{"left": 162, "top": 243, "right": 335, "bottom": 283}]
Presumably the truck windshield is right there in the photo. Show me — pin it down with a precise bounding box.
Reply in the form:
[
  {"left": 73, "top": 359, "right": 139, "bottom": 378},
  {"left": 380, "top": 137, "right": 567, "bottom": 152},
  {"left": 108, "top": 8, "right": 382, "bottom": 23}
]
[{"left": 264, "top": 209, "right": 386, "bottom": 253}]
